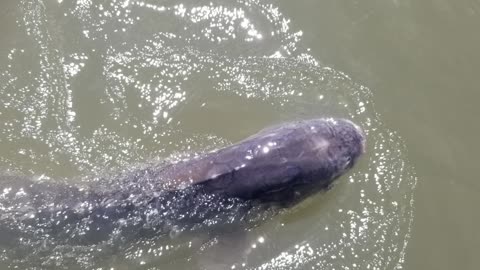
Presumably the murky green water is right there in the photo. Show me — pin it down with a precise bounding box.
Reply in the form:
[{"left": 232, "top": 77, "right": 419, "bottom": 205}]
[{"left": 0, "top": 0, "right": 478, "bottom": 269}]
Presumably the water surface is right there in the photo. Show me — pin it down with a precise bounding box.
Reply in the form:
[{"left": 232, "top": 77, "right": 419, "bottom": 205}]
[{"left": 8, "top": 0, "right": 477, "bottom": 269}]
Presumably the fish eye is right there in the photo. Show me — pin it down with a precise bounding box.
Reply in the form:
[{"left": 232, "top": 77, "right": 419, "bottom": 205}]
[
  {"left": 346, "top": 156, "right": 352, "bottom": 164},
  {"left": 343, "top": 156, "right": 352, "bottom": 169}
]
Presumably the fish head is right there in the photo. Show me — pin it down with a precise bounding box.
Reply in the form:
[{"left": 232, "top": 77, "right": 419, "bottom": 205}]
[{"left": 323, "top": 118, "right": 365, "bottom": 176}]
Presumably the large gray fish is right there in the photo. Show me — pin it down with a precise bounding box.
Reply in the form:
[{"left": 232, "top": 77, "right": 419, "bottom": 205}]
[
  {"left": 0, "top": 118, "right": 365, "bottom": 248},
  {"left": 159, "top": 118, "right": 365, "bottom": 201}
]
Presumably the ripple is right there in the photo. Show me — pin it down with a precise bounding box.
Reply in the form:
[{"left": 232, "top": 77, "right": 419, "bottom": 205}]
[{"left": 0, "top": 0, "right": 416, "bottom": 269}]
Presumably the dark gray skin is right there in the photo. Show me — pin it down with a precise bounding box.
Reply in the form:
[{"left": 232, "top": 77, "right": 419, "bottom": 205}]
[
  {"left": 0, "top": 118, "right": 365, "bottom": 248},
  {"left": 158, "top": 118, "right": 365, "bottom": 201}
]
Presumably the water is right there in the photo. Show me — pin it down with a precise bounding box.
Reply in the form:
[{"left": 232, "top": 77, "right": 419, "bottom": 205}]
[{"left": 1, "top": 0, "right": 476, "bottom": 269}]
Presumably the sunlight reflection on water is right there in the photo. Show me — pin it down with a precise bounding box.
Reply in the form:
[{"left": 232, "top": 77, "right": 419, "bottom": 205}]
[{"left": 0, "top": 0, "right": 416, "bottom": 269}]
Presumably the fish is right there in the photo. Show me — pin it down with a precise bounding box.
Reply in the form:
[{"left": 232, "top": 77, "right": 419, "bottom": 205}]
[
  {"left": 158, "top": 118, "right": 365, "bottom": 201},
  {"left": 0, "top": 118, "right": 365, "bottom": 247}
]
